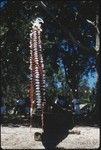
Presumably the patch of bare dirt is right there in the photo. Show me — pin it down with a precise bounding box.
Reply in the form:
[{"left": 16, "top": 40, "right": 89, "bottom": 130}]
[{"left": 1, "top": 125, "right": 100, "bottom": 149}]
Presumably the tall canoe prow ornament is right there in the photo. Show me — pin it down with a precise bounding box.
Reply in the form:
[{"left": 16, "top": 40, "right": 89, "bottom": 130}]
[{"left": 29, "top": 17, "right": 46, "bottom": 134}]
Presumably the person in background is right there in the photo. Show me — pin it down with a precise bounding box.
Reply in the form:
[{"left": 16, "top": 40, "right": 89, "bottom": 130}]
[
  {"left": 55, "top": 94, "right": 68, "bottom": 110},
  {"left": 14, "top": 94, "right": 25, "bottom": 115},
  {"left": 72, "top": 95, "right": 81, "bottom": 124},
  {"left": 25, "top": 96, "right": 31, "bottom": 115},
  {"left": 89, "top": 88, "right": 96, "bottom": 110},
  {"left": 1, "top": 95, "right": 6, "bottom": 115},
  {"left": 72, "top": 97, "right": 81, "bottom": 115}
]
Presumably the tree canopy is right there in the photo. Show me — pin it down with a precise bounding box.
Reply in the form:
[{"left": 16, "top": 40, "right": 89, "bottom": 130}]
[{"left": 0, "top": 1, "right": 100, "bottom": 108}]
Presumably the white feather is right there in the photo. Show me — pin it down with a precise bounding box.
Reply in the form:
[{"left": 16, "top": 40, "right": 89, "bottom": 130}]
[{"left": 86, "top": 19, "right": 95, "bottom": 26}]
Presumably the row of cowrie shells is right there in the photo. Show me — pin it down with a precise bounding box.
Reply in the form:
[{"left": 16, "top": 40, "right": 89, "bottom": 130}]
[{"left": 29, "top": 25, "right": 46, "bottom": 110}]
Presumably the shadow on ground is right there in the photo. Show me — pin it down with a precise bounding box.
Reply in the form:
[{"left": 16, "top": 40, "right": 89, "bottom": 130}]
[
  {"left": 41, "top": 111, "right": 73, "bottom": 149},
  {"left": 42, "top": 127, "right": 69, "bottom": 149},
  {"left": 1, "top": 114, "right": 42, "bottom": 127}
]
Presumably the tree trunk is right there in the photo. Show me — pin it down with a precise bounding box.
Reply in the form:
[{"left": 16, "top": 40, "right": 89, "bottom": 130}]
[
  {"left": 95, "top": 53, "right": 100, "bottom": 124},
  {"left": 95, "top": 10, "right": 100, "bottom": 124}
]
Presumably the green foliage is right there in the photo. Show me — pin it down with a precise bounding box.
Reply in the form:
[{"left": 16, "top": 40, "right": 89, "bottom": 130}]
[{"left": 0, "top": 0, "right": 99, "bottom": 108}]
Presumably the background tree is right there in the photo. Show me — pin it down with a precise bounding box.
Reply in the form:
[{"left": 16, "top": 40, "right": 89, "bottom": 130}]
[{"left": 0, "top": 0, "right": 99, "bottom": 122}]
